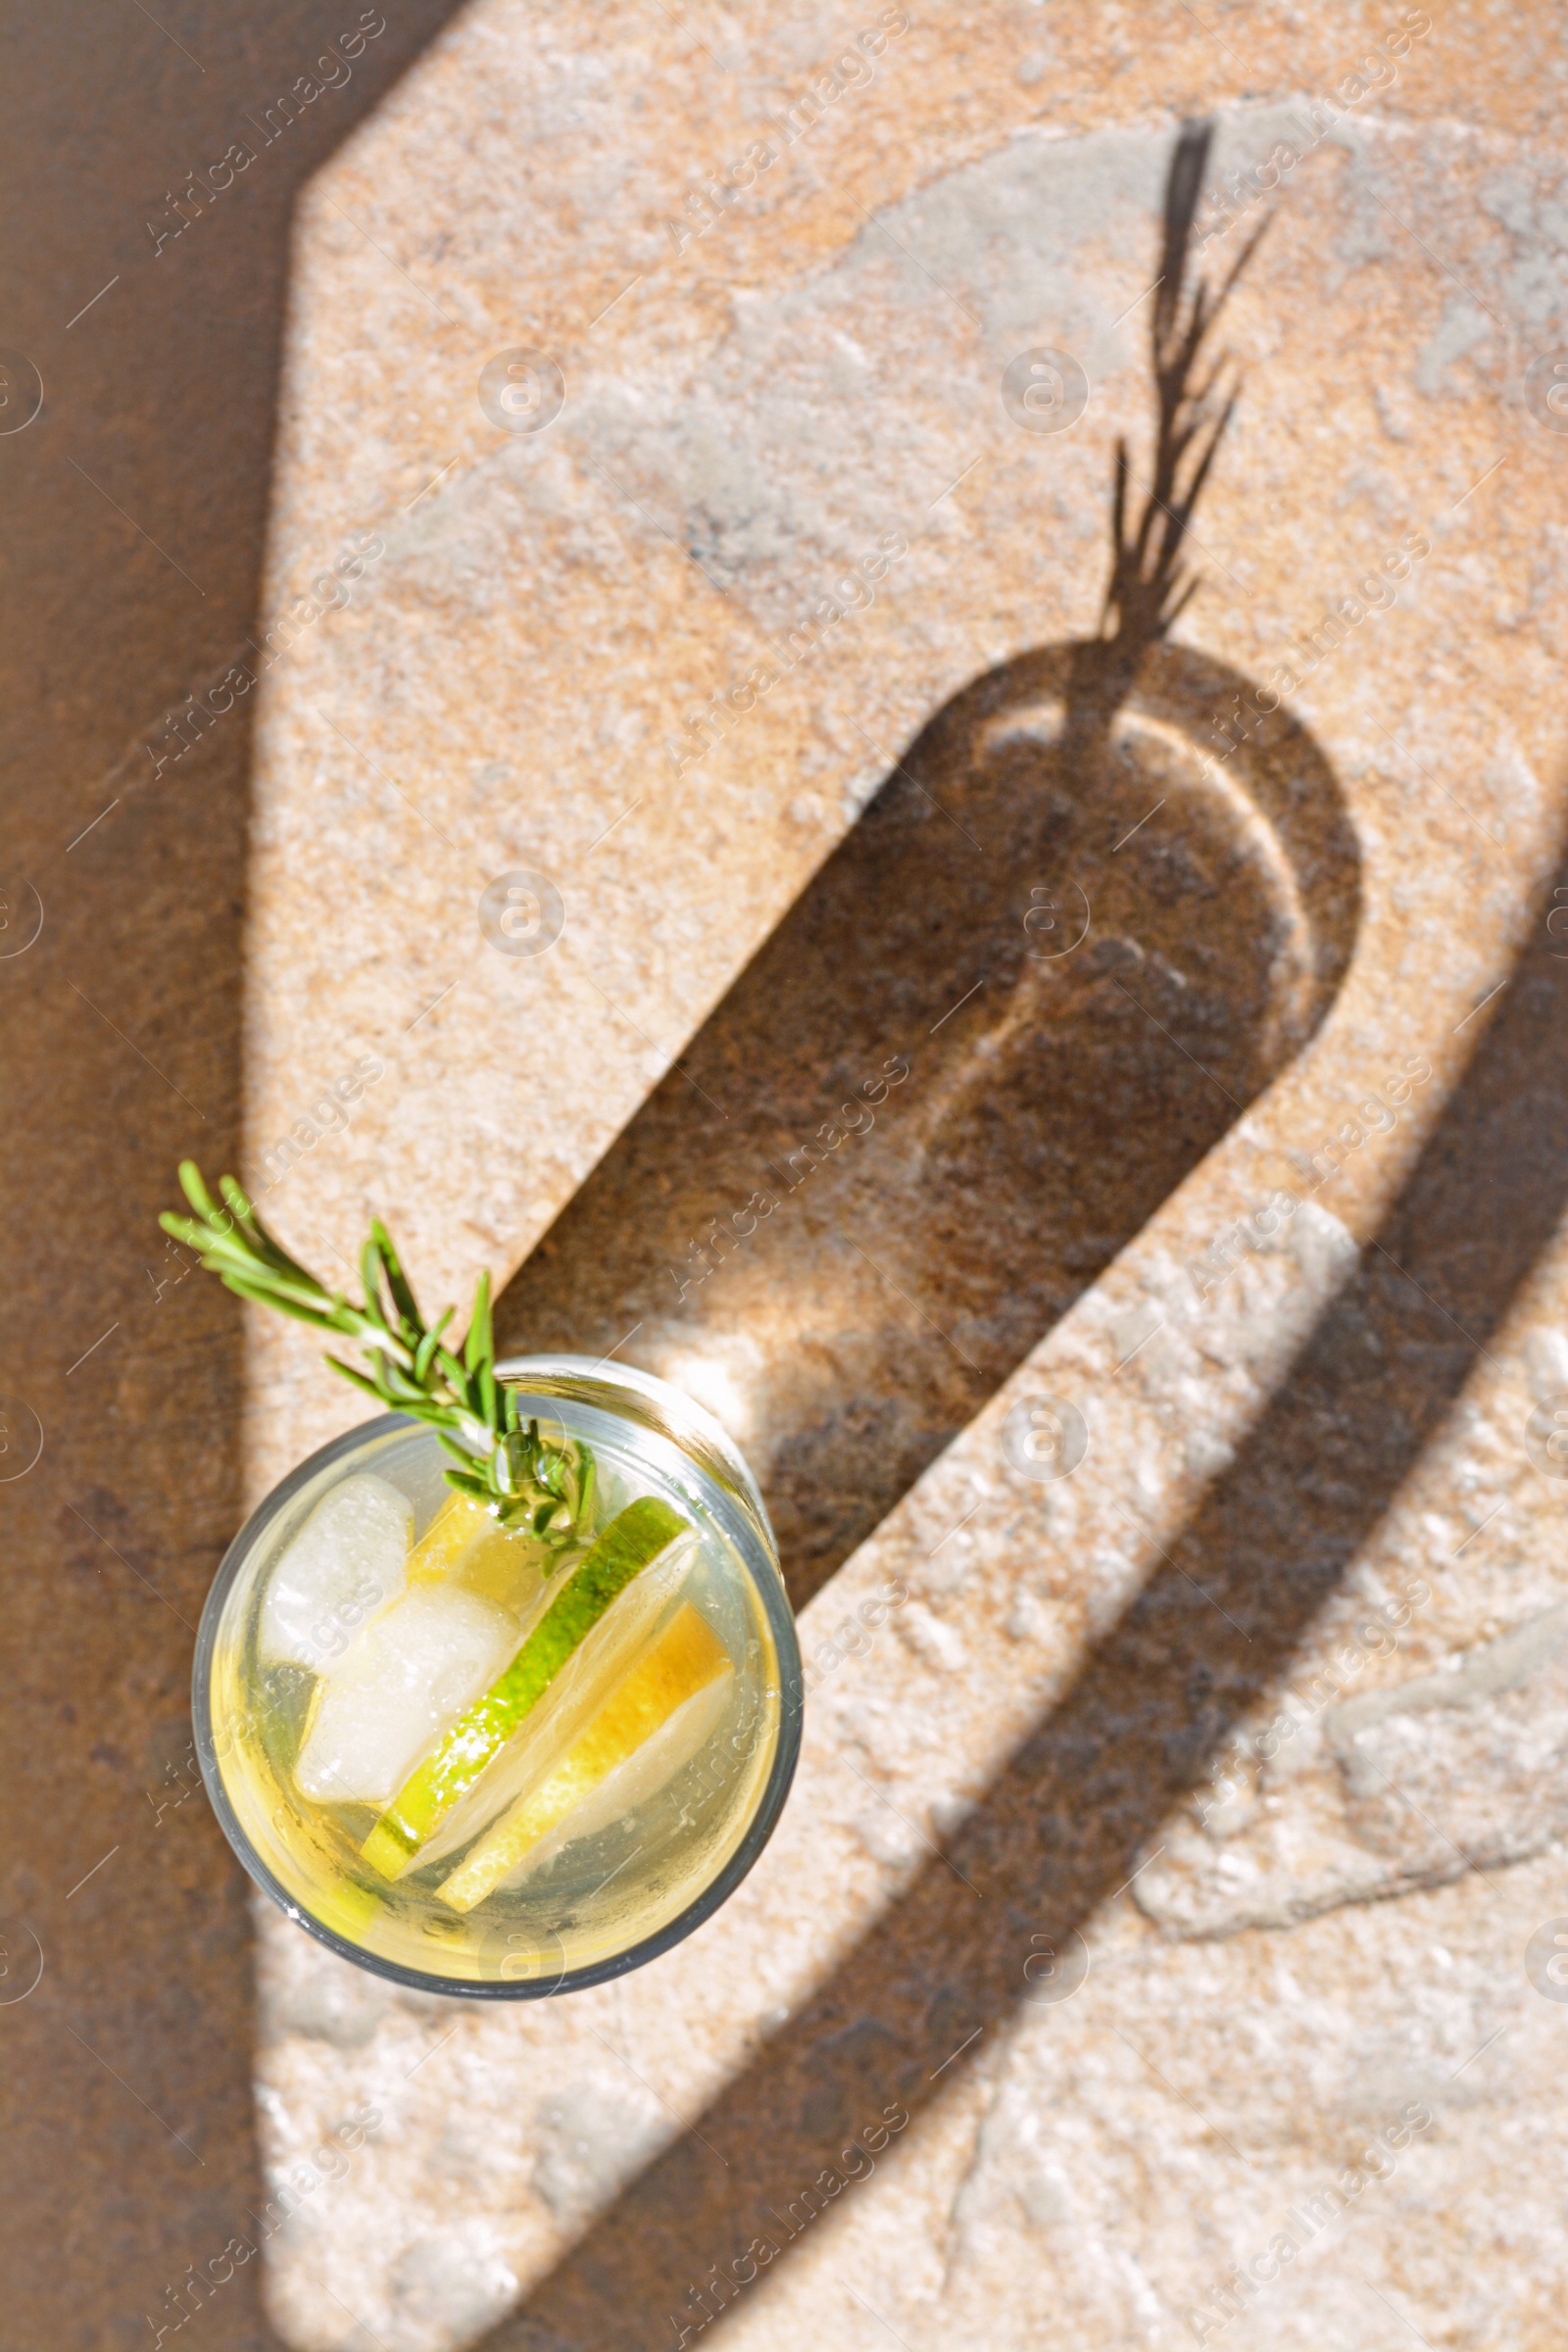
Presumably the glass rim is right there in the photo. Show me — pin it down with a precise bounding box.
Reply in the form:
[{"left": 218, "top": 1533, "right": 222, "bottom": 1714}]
[{"left": 192, "top": 1354, "right": 804, "bottom": 1999}]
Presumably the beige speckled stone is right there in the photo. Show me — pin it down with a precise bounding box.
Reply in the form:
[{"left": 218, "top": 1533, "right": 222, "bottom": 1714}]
[{"left": 230, "top": 6, "right": 1568, "bottom": 2349}]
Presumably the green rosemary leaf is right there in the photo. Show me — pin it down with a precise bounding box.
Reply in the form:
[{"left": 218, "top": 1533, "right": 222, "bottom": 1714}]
[
  {"left": 177, "top": 1160, "right": 222, "bottom": 1220},
  {"left": 464, "top": 1269, "right": 492, "bottom": 1375},
  {"left": 165, "top": 1160, "right": 593, "bottom": 1528},
  {"left": 360, "top": 1236, "right": 387, "bottom": 1327},
  {"left": 161, "top": 1207, "right": 249, "bottom": 1264},
  {"left": 216, "top": 1176, "right": 268, "bottom": 1251},
  {"left": 443, "top": 1469, "right": 490, "bottom": 1500},
  {"left": 218, "top": 1276, "right": 340, "bottom": 1330},
  {"left": 371, "top": 1218, "right": 421, "bottom": 1337},
  {"left": 159, "top": 1212, "right": 214, "bottom": 1258},
  {"left": 414, "top": 1309, "right": 453, "bottom": 1384}
]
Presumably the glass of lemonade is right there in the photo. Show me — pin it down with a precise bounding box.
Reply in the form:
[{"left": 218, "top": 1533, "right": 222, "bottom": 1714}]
[{"left": 195, "top": 1356, "right": 802, "bottom": 1995}]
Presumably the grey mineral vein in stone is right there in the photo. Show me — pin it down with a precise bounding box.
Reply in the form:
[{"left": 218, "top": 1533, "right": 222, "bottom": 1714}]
[{"left": 1136, "top": 1592, "right": 1568, "bottom": 1940}]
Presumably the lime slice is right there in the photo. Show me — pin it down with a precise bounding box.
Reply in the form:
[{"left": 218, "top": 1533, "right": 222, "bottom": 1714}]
[
  {"left": 436, "top": 1603, "right": 731, "bottom": 1912},
  {"left": 411, "top": 1534, "right": 692, "bottom": 1871},
  {"left": 360, "top": 1495, "right": 692, "bottom": 1880}
]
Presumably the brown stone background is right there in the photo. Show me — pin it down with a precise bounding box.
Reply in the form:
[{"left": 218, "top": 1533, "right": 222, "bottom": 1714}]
[
  {"left": 5, "top": 6, "right": 1568, "bottom": 2351},
  {"left": 0, "top": 12, "right": 466, "bottom": 2347}
]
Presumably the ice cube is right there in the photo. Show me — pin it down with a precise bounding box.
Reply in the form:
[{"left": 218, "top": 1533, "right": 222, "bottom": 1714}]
[
  {"left": 260, "top": 1473, "right": 413, "bottom": 1673},
  {"left": 295, "top": 1587, "right": 519, "bottom": 1806}
]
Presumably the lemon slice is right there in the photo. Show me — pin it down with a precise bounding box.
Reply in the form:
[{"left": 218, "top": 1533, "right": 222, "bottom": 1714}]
[
  {"left": 361, "top": 1496, "right": 692, "bottom": 1881},
  {"left": 436, "top": 1602, "right": 731, "bottom": 1912},
  {"left": 410, "top": 1533, "right": 692, "bottom": 1871},
  {"left": 407, "top": 1493, "right": 548, "bottom": 1613},
  {"left": 406, "top": 1492, "right": 491, "bottom": 1584}
]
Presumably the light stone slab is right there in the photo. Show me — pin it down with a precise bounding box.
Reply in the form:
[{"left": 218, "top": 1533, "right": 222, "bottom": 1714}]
[{"left": 236, "top": 7, "right": 1568, "bottom": 2348}]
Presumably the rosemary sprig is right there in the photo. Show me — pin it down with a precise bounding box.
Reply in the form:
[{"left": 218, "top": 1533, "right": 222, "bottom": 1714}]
[{"left": 161, "top": 1162, "right": 594, "bottom": 1544}]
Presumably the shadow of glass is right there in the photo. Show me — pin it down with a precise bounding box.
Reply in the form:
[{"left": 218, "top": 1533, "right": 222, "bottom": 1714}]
[
  {"left": 481, "top": 848, "right": 1568, "bottom": 2347},
  {"left": 0, "top": 12, "right": 466, "bottom": 2347},
  {"left": 498, "top": 122, "right": 1350, "bottom": 1610},
  {"left": 497, "top": 639, "right": 1357, "bottom": 1607}
]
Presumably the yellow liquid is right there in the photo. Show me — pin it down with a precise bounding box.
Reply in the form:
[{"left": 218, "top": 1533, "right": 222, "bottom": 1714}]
[{"left": 206, "top": 1404, "right": 784, "bottom": 1987}]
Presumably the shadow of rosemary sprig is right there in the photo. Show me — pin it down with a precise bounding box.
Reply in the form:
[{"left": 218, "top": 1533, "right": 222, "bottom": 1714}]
[
  {"left": 1103, "top": 118, "right": 1271, "bottom": 644},
  {"left": 161, "top": 1162, "right": 594, "bottom": 1543}
]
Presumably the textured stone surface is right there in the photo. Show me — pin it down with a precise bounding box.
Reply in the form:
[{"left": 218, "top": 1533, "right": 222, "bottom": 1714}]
[
  {"left": 10, "top": 4, "right": 1568, "bottom": 2349},
  {"left": 0, "top": 12, "right": 468, "bottom": 2350},
  {"left": 225, "top": 8, "right": 1568, "bottom": 2343},
  {"left": 233, "top": 7, "right": 1568, "bottom": 2349}
]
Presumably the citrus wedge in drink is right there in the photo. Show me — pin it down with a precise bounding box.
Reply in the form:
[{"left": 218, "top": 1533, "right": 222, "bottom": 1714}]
[
  {"left": 406, "top": 1492, "right": 491, "bottom": 1585},
  {"left": 411, "top": 1532, "right": 693, "bottom": 1871},
  {"left": 435, "top": 1601, "right": 732, "bottom": 1912},
  {"left": 406, "top": 1491, "right": 560, "bottom": 1614},
  {"left": 360, "top": 1495, "right": 693, "bottom": 1880}
]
